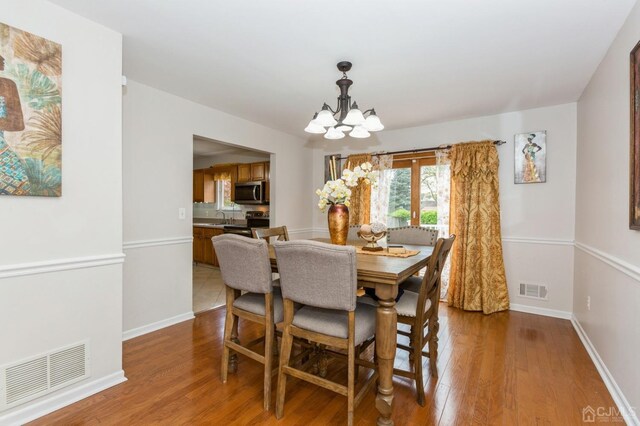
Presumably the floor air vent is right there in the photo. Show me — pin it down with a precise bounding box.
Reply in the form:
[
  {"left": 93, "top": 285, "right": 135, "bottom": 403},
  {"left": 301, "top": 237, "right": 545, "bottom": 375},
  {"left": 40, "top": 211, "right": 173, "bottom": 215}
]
[
  {"left": 519, "top": 283, "right": 548, "bottom": 300},
  {"left": 1, "top": 341, "right": 89, "bottom": 411}
]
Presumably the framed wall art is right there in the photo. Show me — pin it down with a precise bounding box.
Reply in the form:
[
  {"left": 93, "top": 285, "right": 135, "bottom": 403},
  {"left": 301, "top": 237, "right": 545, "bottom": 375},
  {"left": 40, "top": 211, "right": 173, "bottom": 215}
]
[
  {"left": 514, "top": 131, "right": 546, "bottom": 184},
  {"left": 630, "top": 41, "right": 640, "bottom": 230},
  {"left": 0, "top": 22, "right": 62, "bottom": 197}
]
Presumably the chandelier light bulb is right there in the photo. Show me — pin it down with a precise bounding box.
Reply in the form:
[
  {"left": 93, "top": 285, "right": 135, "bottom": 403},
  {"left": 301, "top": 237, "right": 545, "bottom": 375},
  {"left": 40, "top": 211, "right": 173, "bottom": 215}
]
[
  {"left": 316, "top": 108, "right": 338, "bottom": 127},
  {"left": 324, "top": 127, "right": 345, "bottom": 140},
  {"left": 364, "top": 112, "right": 384, "bottom": 132},
  {"left": 343, "top": 102, "right": 366, "bottom": 126},
  {"left": 349, "top": 125, "right": 370, "bottom": 139},
  {"left": 336, "top": 124, "right": 352, "bottom": 131},
  {"left": 304, "top": 120, "right": 327, "bottom": 134}
]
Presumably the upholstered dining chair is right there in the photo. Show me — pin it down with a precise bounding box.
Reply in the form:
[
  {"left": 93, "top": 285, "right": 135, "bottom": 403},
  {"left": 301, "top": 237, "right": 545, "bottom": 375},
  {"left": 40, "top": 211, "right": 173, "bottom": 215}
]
[
  {"left": 387, "top": 225, "right": 439, "bottom": 246},
  {"left": 212, "top": 234, "right": 282, "bottom": 411},
  {"left": 394, "top": 235, "right": 455, "bottom": 406},
  {"left": 252, "top": 226, "right": 289, "bottom": 243},
  {"left": 272, "top": 240, "right": 378, "bottom": 426}
]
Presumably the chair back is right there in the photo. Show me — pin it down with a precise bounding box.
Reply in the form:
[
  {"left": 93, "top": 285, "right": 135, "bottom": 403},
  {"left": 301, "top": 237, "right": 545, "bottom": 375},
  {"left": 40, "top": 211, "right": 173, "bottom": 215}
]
[
  {"left": 212, "top": 234, "right": 273, "bottom": 294},
  {"left": 416, "top": 235, "right": 456, "bottom": 321},
  {"left": 252, "top": 226, "right": 289, "bottom": 243},
  {"left": 273, "top": 240, "right": 357, "bottom": 311},
  {"left": 387, "top": 226, "right": 438, "bottom": 246}
]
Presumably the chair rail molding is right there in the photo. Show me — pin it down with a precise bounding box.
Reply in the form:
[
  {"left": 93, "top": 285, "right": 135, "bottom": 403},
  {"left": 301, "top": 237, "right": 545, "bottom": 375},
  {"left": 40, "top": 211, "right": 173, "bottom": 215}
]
[
  {"left": 123, "top": 236, "right": 193, "bottom": 250},
  {"left": 575, "top": 241, "right": 640, "bottom": 283},
  {"left": 0, "top": 253, "right": 125, "bottom": 279}
]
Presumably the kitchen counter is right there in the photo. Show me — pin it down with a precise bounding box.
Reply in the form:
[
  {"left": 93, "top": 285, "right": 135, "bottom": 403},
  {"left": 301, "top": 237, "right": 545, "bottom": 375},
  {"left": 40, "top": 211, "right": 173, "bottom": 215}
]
[{"left": 193, "top": 223, "right": 227, "bottom": 229}]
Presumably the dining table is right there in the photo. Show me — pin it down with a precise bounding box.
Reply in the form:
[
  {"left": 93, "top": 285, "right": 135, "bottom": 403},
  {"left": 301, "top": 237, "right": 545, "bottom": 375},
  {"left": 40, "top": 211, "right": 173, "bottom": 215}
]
[{"left": 268, "top": 238, "right": 434, "bottom": 426}]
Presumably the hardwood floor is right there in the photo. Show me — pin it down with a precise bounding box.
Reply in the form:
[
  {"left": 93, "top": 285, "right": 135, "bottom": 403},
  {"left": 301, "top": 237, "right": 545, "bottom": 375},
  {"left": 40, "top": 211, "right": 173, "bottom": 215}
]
[{"left": 30, "top": 305, "right": 618, "bottom": 425}]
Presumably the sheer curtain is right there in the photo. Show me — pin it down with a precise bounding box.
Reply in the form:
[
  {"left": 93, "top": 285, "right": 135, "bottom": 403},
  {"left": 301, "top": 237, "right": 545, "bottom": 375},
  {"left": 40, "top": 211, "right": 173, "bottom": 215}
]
[
  {"left": 435, "top": 150, "right": 452, "bottom": 299},
  {"left": 370, "top": 155, "right": 393, "bottom": 225}
]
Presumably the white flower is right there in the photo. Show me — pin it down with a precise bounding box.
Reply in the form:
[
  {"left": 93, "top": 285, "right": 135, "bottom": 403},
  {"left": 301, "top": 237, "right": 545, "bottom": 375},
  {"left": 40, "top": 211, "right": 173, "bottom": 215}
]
[{"left": 315, "top": 162, "right": 379, "bottom": 211}]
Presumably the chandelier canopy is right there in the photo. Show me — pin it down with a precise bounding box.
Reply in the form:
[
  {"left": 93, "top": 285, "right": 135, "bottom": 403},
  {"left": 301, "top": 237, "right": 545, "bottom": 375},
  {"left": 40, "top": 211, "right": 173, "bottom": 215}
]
[{"left": 305, "top": 61, "right": 384, "bottom": 139}]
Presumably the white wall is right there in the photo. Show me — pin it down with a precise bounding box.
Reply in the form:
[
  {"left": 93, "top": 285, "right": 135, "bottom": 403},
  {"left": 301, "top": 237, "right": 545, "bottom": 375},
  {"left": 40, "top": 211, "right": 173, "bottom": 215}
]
[
  {"left": 312, "top": 103, "right": 577, "bottom": 315},
  {"left": 575, "top": 0, "right": 640, "bottom": 421},
  {"left": 0, "top": 1, "right": 124, "bottom": 424},
  {"left": 122, "top": 80, "right": 314, "bottom": 337}
]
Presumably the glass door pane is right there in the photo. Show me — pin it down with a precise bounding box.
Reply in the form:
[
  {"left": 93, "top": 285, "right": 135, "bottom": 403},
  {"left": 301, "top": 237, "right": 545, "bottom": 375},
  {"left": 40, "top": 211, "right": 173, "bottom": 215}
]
[{"left": 420, "top": 165, "right": 438, "bottom": 227}]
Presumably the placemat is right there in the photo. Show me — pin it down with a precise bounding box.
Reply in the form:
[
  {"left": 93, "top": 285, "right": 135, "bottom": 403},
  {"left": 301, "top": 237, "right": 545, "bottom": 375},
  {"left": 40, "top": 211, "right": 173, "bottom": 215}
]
[{"left": 355, "top": 246, "right": 420, "bottom": 258}]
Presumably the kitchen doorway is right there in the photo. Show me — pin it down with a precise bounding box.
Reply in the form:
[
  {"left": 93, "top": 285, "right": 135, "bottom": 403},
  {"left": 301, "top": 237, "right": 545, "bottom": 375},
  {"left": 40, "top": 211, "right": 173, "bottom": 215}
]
[{"left": 192, "top": 136, "right": 273, "bottom": 313}]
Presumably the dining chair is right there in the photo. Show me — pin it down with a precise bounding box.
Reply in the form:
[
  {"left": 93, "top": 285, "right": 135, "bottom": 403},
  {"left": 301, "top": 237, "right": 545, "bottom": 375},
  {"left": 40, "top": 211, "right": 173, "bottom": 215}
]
[
  {"left": 387, "top": 225, "right": 439, "bottom": 246},
  {"left": 252, "top": 226, "right": 289, "bottom": 243},
  {"left": 272, "top": 240, "right": 378, "bottom": 426},
  {"left": 394, "top": 235, "right": 455, "bottom": 406},
  {"left": 212, "top": 234, "right": 282, "bottom": 411}
]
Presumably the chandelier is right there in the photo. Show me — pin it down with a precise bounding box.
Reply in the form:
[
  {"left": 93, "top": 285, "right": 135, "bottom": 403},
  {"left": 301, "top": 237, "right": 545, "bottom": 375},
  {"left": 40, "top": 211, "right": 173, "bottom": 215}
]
[{"left": 305, "top": 61, "right": 384, "bottom": 139}]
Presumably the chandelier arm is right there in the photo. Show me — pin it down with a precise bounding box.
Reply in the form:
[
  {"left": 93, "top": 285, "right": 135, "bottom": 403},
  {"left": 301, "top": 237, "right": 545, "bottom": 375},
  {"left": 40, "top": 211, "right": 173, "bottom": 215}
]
[
  {"left": 324, "top": 102, "right": 338, "bottom": 115},
  {"left": 361, "top": 108, "right": 374, "bottom": 116}
]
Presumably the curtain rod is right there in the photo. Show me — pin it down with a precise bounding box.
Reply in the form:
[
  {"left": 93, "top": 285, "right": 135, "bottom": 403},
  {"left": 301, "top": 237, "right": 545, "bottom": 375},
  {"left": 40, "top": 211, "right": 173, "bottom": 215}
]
[{"left": 330, "top": 140, "right": 506, "bottom": 160}]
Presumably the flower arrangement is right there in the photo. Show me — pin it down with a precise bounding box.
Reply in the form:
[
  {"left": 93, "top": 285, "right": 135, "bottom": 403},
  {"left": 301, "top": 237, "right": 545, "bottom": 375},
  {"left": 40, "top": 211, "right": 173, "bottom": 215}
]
[{"left": 316, "top": 161, "right": 378, "bottom": 211}]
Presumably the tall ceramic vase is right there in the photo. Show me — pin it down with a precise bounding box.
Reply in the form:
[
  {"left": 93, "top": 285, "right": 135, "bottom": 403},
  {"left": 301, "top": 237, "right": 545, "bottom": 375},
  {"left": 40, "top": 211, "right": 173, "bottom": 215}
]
[{"left": 328, "top": 204, "right": 349, "bottom": 245}]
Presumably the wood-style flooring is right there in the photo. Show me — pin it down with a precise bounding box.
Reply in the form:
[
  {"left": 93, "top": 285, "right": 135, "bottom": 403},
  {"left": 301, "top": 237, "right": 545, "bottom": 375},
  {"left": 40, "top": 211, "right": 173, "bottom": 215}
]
[{"left": 29, "top": 305, "right": 618, "bottom": 425}]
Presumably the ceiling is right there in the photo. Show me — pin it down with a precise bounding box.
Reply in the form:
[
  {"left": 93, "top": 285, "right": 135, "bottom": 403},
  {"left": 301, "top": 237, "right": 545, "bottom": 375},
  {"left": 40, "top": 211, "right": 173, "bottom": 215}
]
[{"left": 51, "top": 0, "right": 636, "bottom": 136}]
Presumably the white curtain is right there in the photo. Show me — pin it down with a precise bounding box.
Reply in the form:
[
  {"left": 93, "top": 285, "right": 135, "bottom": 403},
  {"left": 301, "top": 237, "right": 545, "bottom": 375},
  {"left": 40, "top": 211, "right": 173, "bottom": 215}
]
[
  {"left": 370, "top": 155, "right": 394, "bottom": 225},
  {"left": 435, "top": 149, "right": 452, "bottom": 299}
]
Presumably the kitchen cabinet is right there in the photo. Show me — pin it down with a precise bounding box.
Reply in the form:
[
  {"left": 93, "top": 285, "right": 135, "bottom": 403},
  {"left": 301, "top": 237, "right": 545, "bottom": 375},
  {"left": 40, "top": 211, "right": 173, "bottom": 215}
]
[
  {"left": 193, "top": 169, "right": 215, "bottom": 203},
  {"left": 193, "top": 226, "right": 223, "bottom": 266},
  {"left": 251, "top": 162, "right": 265, "bottom": 181},
  {"left": 237, "top": 164, "right": 251, "bottom": 183},
  {"left": 236, "top": 162, "right": 269, "bottom": 183},
  {"left": 265, "top": 162, "right": 270, "bottom": 181}
]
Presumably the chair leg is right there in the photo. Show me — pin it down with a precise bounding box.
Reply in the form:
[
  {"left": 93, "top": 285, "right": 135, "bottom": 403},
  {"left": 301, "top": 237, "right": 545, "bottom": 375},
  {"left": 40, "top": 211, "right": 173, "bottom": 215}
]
[
  {"left": 413, "top": 327, "right": 425, "bottom": 407},
  {"left": 347, "top": 341, "right": 355, "bottom": 426},
  {"left": 408, "top": 330, "right": 415, "bottom": 372},
  {"left": 275, "top": 326, "right": 294, "bottom": 419},
  {"left": 354, "top": 345, "right": 361, "bottom": 384},
  {"left": 221, "top": 302, "right": 236, "bottom": 382},
  {"left": 429, "top": 315, "right": 439, "bottom": 378},
  {"left": 318, "top": 348, "right": 328, "bottom": 378},
  {"left": 264, "top": 319, "right": 274, "bottom": 411}
]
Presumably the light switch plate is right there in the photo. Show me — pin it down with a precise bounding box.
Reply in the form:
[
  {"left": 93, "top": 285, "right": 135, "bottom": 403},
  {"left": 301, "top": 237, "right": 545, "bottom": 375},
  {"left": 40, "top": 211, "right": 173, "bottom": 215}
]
[{"left": 178, "top": 207, "right": 186, "bottom": 220}]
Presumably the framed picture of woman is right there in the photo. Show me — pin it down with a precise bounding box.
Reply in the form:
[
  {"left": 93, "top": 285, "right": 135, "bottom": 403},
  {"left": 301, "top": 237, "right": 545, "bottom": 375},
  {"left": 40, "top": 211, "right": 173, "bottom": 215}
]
[
  {"left": 630, "top": 41, "right": 640, "bottom": 230},
  {"left": 514, "top": 131, "right": 546, "bottom": 184}
]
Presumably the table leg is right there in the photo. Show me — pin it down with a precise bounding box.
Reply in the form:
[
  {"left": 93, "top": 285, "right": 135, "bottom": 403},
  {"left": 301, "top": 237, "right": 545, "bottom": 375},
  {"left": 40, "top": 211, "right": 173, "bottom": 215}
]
[{"left": 374, "top": 284, "right": 398, "bottom": 426}]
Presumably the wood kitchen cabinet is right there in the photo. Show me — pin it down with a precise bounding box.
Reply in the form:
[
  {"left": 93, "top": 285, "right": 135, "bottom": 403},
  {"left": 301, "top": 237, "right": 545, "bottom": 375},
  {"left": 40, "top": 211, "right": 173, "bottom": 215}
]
[
  {"left": 193, "top": 226, "right": 223, "bottom": 266},
  {"left": 236, "top": 162, "right": 269, "bottom": 183},
  {"left": 251, "top": 162, "right": 265, "bottom": 181},
  {"left": 237, "top": 163, "right": 252, "bottom": 183},
  {"left": 193, "top": 169, "right": 215, "bottom": 203}
]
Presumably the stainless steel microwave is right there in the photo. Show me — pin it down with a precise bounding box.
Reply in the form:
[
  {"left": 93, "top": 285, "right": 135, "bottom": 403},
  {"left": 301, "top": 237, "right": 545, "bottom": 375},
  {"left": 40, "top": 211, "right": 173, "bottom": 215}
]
[{"left": 234, "top": 181, "right": 267, "bottom": 205}]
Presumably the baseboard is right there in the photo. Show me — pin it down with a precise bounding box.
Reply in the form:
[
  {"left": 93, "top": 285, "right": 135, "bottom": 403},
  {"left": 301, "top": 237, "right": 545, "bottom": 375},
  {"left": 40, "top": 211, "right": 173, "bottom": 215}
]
[
  {"left": 509, "top": 303, "right": 572, "bottom": 319},
  {"left": 571, "top": 316, "right": 639, "bottom": 426},
  {"left": 287, "top": 228, "right": 315, "bottom": 240},
  {"left": 122, "top": 312, "right": 194, "bottom": 341},
  {"left": 0, "top": 370, "right": 126, "bottom": 426}
]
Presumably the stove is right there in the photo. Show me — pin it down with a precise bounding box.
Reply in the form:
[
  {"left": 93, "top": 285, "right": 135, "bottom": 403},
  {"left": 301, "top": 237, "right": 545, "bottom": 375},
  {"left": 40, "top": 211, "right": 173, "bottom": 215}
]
[{"left": 222, "top": 211, "right": 269, "bottom": 237}]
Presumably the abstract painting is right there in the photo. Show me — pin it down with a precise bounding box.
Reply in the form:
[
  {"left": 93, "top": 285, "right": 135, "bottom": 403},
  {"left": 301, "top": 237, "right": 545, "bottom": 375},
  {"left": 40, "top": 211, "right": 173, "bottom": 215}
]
[
  {"left": 630, "top": 41, "right": 640, "bottom": 230},
  {"left": 0, "top": 22, "right": 61, "bottom": 197},
  {"left": 514, "top": 131, "right": 546, "bottom": 184}
]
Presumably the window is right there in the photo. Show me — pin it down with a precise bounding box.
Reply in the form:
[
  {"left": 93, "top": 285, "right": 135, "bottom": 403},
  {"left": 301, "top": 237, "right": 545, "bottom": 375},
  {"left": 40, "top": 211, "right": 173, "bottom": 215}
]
[
  {"left": 371, "top": 154, "right": 447, "bottom": 228},
  {"left": 216, "top": 180, "right": 235, "bottom": 210}
]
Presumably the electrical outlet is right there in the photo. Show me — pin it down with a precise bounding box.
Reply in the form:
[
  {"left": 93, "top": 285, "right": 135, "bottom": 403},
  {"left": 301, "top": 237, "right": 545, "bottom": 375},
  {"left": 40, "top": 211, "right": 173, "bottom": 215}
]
[
  {"left": 587, "top": 296, "right": 591, "bottom": 311},
  {"left": 178, "top": 207, "right": 186, "bottom": 220}
]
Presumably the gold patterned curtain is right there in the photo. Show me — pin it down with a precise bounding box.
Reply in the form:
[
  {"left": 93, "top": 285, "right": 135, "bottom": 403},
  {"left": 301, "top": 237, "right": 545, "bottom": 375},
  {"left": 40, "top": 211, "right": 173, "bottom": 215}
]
[
  {"left": 447, "top": 141, "right": 509, "bottom": 314},
  {"left": 344, "top": 153, "right": 372, "bottom": 225}
]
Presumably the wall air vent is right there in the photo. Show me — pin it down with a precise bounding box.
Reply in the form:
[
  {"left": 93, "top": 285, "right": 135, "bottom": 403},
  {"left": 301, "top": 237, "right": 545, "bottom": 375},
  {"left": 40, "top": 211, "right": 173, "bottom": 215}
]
[
  {"left": 0, "top": 341, "right": 89, "bottom": 412},
  {"left": 519, "top": 283, "right": 548, "bottom": 300}
]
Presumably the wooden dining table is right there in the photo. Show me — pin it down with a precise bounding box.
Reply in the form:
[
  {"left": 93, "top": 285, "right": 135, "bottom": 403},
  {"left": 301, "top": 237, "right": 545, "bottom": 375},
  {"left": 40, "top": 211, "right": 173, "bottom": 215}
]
[{"left": 268, "top": 238, "right": 434, "bottom": 426}]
